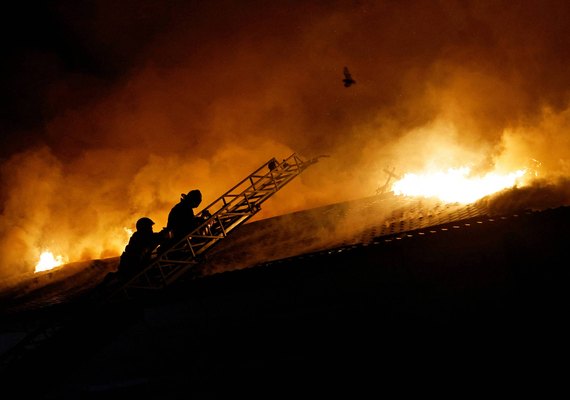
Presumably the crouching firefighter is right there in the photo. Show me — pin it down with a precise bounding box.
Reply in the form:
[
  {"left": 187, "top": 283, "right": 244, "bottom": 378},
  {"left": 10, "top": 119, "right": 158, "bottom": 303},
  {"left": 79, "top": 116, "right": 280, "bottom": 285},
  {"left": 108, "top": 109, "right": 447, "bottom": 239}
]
[{"left": 117, "top": 217, "right": 168, "bottom": 280}]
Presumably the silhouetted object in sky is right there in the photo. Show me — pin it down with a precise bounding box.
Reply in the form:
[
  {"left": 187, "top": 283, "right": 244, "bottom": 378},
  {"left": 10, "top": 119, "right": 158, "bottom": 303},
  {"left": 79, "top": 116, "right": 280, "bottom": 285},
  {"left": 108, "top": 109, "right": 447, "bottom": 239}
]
[
  {"left": 117, "top": 217, "right": 166, "bottom": 278},
  {"left": 166, "top": 189, "right": 209, "bottom": 244},
  {"left": 343, "top": 66, "right": 356, "bottom": 87},
  {"left": 377, "top": 166, "right": 402, "bottom": 195}
]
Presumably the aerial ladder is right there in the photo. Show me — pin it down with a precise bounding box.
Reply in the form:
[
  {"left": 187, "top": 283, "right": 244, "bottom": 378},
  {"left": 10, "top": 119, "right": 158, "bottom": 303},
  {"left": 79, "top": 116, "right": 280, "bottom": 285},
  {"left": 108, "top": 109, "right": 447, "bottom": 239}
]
[{"left": 0, "top": 152, "right": 323, "bottom": 376}]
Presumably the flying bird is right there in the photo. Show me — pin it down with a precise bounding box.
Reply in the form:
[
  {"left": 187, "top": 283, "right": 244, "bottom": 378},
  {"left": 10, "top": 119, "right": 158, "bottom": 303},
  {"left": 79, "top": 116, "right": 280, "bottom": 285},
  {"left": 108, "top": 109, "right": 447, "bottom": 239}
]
[{"left": 343, "top": 66, "right": 356, "bottom": 87}]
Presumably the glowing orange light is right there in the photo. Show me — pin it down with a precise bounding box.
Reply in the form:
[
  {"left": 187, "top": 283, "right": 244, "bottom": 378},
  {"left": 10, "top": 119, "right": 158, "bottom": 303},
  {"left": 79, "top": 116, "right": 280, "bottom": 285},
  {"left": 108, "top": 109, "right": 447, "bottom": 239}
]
[
  {"left": 392, "top": 167, "right": 527, "bottom": 204},
  {"left": 35, "top": 251, "right": 65, "bottom": 273}
]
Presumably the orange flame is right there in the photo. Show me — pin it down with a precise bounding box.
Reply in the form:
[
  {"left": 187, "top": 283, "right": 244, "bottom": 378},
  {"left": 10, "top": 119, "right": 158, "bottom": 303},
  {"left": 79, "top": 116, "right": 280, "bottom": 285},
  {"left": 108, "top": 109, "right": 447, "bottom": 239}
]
[
  {"left": 32, "top": 226, "right": 133, "bottom": 274},
  {"left": 392, "top": 167, "right": 527, "bottom": 204},
  {"left": 35, "top": 251, "right": 66, "bottom": 273},
  {"left": 32, "top": 165, "right": 528, "bottom": 274}
]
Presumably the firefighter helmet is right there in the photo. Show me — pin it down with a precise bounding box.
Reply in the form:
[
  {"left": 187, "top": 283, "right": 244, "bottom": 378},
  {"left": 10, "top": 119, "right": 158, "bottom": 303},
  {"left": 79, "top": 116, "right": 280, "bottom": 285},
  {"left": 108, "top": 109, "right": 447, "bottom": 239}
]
[
  {"left": 136, "top": 217, "right": 155, "bottom": 231},
  {"left": 180, "top": 189, "right": 202, "bottom": 206}
]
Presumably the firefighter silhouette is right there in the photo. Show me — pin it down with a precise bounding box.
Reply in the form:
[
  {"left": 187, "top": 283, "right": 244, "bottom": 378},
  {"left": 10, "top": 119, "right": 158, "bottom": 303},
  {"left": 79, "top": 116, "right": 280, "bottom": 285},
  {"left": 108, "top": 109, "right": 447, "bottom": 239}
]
[{"left": 117, "top": 217, "right": 166, "bottom": 278}]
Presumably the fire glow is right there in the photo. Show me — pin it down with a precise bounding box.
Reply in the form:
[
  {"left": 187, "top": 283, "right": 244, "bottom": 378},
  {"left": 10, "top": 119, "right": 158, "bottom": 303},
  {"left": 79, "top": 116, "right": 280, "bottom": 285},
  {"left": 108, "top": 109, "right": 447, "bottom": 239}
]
[
  {"left": 31, "top": 166, "right": 527, "bottom": 273},
  {"left": 35, "top": 251, "right": 66, "bottom": 273},
  {"left": 392, "top": 167, "right": 527, "bottom": 204},
  {"left": 32, "top": 226, "right": 132, "bottom": 274}
]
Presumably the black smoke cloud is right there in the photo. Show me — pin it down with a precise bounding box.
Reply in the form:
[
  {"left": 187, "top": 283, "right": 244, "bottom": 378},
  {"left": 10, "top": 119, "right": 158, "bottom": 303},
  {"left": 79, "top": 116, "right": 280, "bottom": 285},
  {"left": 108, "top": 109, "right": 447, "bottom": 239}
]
[{"left": 2, "top": 0, "right": 570, "bottom": 279}]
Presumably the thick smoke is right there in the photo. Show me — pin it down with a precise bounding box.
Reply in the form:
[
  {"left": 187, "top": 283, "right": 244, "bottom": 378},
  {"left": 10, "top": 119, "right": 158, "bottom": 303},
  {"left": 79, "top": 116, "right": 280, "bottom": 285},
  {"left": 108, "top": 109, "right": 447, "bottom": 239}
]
[
  {"left": 479, "top": 177, "right": 570, "bottom": 216},
  {"left": 2, "top": 0, "right": 570, "bottom": 279}
]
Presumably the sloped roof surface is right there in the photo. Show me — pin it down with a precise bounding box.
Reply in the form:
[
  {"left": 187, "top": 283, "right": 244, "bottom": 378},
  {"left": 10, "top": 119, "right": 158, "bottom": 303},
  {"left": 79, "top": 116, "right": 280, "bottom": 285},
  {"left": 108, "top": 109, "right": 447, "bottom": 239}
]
[
  {"left": 1, "top": 192, "right": 569, "bottom": 397},
  {"left": 0, "top": 194, "right": 491, "bottom": 316}
]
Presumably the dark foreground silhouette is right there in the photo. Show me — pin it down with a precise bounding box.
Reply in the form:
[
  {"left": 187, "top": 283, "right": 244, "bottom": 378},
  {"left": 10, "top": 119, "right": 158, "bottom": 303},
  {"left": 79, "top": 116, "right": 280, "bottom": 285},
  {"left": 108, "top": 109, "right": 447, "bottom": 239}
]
[{"left": 1, "top": 206, "right": 569, "bottom": 398}]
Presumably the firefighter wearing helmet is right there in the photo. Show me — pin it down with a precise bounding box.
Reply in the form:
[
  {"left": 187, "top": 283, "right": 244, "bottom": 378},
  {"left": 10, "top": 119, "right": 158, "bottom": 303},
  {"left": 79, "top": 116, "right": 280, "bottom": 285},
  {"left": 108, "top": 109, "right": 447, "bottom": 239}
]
[
  {"left": 117, "top": 216, "right": 167, "bottom": 279},
  {"left": 136, "top": 217, "right": 155, "bottom": 231}
]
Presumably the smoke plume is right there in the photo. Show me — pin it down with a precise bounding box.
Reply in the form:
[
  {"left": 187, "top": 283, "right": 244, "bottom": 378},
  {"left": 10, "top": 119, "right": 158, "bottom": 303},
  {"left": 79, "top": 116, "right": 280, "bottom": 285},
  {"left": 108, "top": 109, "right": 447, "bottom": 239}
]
[{"left": 2, "top": 0, "right": 570, "bottom": 279}]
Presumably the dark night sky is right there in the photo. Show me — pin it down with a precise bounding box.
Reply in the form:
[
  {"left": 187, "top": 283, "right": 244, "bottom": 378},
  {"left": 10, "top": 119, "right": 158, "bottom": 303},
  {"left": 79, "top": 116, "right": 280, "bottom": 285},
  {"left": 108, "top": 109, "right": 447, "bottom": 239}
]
[
  {"left": 2, "top": 0, "right": 570, "bottom": 279},
  {"left": 1, "top": 1, "right": 179, "bottom": 152}
]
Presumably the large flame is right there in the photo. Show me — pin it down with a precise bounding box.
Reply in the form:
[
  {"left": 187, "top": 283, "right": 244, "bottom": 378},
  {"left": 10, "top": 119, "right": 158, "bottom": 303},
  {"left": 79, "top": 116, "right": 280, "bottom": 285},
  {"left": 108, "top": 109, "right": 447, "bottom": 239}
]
[{"left": 392, "top": 166, "right": 527, "bottom": 204}]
